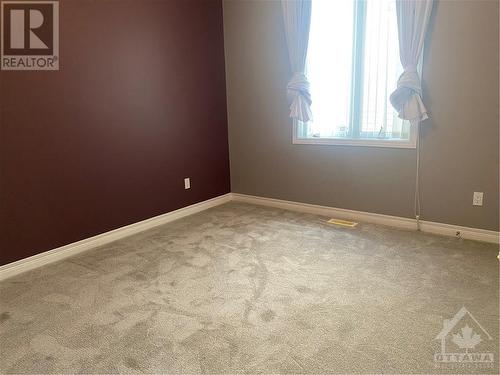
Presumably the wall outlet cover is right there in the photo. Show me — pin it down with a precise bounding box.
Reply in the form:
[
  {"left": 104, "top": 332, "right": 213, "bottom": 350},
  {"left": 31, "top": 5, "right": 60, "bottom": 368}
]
[
  {"left": 184, "top": 178, "right": 191, "bottom": 190},
  {"left": 472, "top": 192, "right": 483, "bottom": 206}
]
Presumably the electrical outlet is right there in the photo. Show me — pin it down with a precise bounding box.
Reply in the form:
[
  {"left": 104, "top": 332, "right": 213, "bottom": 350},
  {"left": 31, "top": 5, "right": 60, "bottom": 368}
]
[
  {"left": 184, "top": 178, "right": 191, "bottom": 190},
  {"left": 472, "top": 192, "right": 483, "bottom": 206}
]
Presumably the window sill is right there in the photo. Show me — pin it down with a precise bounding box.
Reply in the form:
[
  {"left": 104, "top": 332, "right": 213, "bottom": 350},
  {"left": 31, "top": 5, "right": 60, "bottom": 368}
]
[{"left": 292, "top": 137, "right": 416, "bottom": 149}]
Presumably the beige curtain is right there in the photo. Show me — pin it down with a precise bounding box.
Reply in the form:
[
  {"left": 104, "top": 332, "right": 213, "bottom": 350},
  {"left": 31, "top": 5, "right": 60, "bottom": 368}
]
[
  {"left": 390, "top": 0, "right": 433, "bottom": 124},
  {"left": 281, "top": 0, "right": 312, "bottom": 122}
]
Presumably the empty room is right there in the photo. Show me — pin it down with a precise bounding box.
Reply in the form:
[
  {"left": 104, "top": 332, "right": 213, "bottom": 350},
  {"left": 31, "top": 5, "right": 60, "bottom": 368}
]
[{"left": 0, "top": 0, "right": 499, "bottom": 373}]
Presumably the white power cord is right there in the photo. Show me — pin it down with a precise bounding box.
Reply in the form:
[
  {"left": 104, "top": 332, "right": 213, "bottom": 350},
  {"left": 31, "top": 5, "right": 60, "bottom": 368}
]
[{"left": 414, "top": 122, "right": 421, "bottom": 231}]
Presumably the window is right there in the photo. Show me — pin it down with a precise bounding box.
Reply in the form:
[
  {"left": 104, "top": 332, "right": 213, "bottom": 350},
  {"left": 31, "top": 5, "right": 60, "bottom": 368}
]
[{"left": 294, "top": 0, "right": 416, "bottom": 148}]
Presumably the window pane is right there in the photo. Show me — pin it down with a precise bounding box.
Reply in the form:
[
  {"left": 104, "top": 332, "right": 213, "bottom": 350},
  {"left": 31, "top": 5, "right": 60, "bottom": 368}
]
[
  {"left": 360, "top": 0, "right": 409, "bottom": 140},
  {"left": 306, "top": 0, "right": 354, "bottom": 138},
  {"left": 298, "top": 0, "right": 413, "bottom": 145}
]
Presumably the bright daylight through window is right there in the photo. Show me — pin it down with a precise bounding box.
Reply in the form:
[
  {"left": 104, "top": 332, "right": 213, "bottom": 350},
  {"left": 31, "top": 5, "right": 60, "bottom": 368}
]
[{"left": 295, "top": 0, "right": 415, "bottom": 147}]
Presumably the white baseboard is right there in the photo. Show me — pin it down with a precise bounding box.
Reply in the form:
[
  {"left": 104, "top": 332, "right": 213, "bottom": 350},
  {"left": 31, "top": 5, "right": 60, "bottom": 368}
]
[
  {"left": 232, "top": 193, "right": 500, "bottom": 245},
  {"left": 0, "top": 193, "right": 232, "bottom": 281},
  {"left": 1, "top": 191, "right": 498, "bottom": 281}
]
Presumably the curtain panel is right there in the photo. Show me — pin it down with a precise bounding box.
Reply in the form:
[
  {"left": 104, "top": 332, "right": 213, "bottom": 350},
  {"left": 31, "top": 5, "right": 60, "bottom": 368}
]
[
  {"left": 390, "top": 0, "right": 433, "bottom": 124},
  {"left": 281, "top": 0, "right": 313, "bottom": 122}
]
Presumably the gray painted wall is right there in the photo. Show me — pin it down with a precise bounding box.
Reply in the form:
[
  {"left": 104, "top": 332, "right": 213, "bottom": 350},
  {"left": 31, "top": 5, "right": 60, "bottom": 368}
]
[{"left": 223, "top": 0, "right": 499, "bottom": 231}]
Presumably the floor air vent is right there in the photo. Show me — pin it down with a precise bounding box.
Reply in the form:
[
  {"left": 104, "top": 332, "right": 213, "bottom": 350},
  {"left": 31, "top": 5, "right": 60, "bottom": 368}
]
[{"left": 327, "top": 218, "right": 358, "bottom": 227}]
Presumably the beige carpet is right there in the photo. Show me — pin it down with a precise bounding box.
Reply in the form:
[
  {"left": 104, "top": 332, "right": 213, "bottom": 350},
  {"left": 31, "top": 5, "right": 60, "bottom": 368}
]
[{"left": 0, "top": 202, "right": 498, "bottom": 374}]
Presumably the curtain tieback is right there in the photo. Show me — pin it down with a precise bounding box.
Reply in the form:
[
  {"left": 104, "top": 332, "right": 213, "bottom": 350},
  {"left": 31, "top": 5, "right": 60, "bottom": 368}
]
[
  {"left": 287, "top": 72, "right": 312, "bottom": 105},
  {"left": 390, "top": 66, "right": 428, "bottom": 122},
  {"left": 404, "top": 65, "right": 418, "bottom": 73},
  {"left": 396, "top": 66, "right": 422, "bottom": 93},
  {"left": 390, "top": 66, "right": 423, "bottom": 117},
  {"left": 286, "top": 72, "right": 313, "bottom": 122}
]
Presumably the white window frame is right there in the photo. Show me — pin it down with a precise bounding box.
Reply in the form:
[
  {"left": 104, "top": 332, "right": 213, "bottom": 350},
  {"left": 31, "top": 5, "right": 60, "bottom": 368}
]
[
  {"left": 293, "top": 119, "right": 417, "bottom": 149},
  {"left": 293, "top": 0, "right": 418, "bottom": 149}
]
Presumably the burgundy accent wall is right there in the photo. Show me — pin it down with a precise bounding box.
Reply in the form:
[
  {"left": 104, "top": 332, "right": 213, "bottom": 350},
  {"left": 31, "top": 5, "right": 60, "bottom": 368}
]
[{"left": 0, "top": 0, "right": 230, "bottom": 265}]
